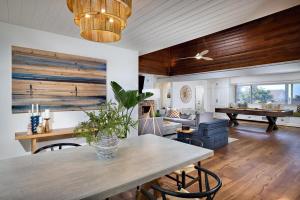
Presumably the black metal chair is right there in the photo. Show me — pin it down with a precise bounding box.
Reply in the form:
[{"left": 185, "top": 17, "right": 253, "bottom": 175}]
[
  {"left": 33, "top": 143, "right": 81, "bottom": 154},
  {"left": 167, "top": 137, "right": 204, "bottom": 189},
  {"left": 141, "top": 166, "right": 222, "bottom": 200}
]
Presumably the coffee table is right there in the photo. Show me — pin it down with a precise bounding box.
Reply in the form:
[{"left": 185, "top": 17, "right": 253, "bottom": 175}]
[
  {"left": 177, "top": 128, "right": 196, "bottom": 142},
  {"left": 176, "top": 128, "right": 195, "bottom": 134},
  {"left": 163, "top": 121, "right": 182, "bottom": 139}
]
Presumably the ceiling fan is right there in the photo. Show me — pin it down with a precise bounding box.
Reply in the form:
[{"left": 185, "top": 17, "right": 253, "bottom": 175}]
[{"left": 175, "top": 50, "right": 213, "bottom": 61}]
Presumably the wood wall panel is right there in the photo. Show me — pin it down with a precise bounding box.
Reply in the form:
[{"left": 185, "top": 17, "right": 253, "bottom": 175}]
[{"left": 139, "top": 5, "right": 300, "bottom": 76}]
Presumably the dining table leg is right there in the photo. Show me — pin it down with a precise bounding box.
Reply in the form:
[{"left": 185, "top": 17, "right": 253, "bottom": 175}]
[
  {"left": 266, "top": 116, "right": 278, "bottom": 133},
  {"left": 227, "top": 113, "right": 239, "bottom": 127}
]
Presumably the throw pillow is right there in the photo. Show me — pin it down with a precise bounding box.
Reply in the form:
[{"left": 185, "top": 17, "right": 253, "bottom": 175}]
[
  {"left": 169, "top": 110, "right": 180, "bottom": 118},
  {"left": 188, "top": 114, "right": 196, "bottom": 120},
  {"left": 297, "top": 105, "right": 300, "bottom": 113},
  {"left": 165, "top": 107, "right": 171, "bottom": 117},
  {"left": 180, "top": 113, "right": 191, "bottom": 119}
]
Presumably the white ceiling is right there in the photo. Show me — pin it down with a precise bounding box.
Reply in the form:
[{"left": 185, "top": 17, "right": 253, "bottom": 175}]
[{"left": 0, "top": 0, "right": 299, "bottom": 55}]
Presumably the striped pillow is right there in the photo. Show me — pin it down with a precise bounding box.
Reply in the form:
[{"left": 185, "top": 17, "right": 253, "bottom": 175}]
[{"left": 168, "top": 110, "right": 180, "bottom": 118}]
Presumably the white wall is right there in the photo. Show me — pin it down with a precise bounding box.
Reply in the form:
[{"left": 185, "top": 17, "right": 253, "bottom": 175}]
[
  {"left": 143, "top": 74, "right": 157, "bottom": 89},
  {"left": 0, "top": 22, "right": 138, "bottom": 160},
  {"left": 230, "top": 72, "right": 300, "bottom": 85},
  {"left": 171, "top": 81, "right": 205, "bottom": 110},
  {"left": 158, "top": 82, "right": 172, "bottom": 108},
  {"left": 157, "top": 61, "right": 300, "bottom": 83},
  {"left": 206, "top": 79, "right": 230, "bottom": 111}
]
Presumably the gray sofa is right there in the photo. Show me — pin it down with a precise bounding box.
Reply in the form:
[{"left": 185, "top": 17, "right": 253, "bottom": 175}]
[{"left": 164, "top": 112, "right": 213, "bottom": 129}]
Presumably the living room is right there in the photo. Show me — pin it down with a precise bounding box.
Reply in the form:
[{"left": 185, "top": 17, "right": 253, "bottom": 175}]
[
  {"left": 0, "top": 1, "right": 300, "bottom": 200},
  {"left": 140, "top": 62, "right": 300, "bottom": 131}
]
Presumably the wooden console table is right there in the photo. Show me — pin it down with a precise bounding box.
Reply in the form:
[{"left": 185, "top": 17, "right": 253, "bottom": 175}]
[
  {"left": 215, "top": 108, "right": 293, "bottom": 133},
  {"left": 15, "top": 128, "right": 75, "bottom": 153}
]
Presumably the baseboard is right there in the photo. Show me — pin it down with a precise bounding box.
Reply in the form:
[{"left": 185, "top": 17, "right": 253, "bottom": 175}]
[{"left": 215, "top": 116, "right": 300, "bottom": 128}]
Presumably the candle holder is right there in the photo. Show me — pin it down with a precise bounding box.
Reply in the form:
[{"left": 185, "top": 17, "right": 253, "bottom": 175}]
[
  {"left": 43, "top": 118, "right": 51, "bottom": 133},
  {"left": 30, "top": 116, "right": 40, "bottom": 134}
]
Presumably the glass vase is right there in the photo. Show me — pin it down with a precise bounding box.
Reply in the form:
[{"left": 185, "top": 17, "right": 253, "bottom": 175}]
[{"left": 93, "top": 134, "right": 119, "bottom": 159}]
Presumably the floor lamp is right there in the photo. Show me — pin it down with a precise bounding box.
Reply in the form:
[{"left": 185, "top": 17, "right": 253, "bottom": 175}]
[{"left": 140, "top": 105, "right": 162, "bottom": 136}]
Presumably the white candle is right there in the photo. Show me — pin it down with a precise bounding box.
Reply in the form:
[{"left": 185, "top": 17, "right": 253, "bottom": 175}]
[
  {"left": 44, "top": 109, "right": 50, "bottom": 118},
  {"left": 36, "top": 104, "right": 39, "bottom": 115}
]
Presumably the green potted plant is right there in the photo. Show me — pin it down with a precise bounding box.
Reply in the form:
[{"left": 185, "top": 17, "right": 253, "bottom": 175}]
[
  {"left": 110, "top": 81, "right": 153, "bottom": 137},
  {"left": 74, "top": 81, "right": 153, "bottom": 159}
]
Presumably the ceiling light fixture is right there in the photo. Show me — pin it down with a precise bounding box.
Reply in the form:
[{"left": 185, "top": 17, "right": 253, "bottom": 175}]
[
  {"left": 67, "top": 0, "right": 132, "bottom": 43},
  {"left": 176, "top": 50, "right": 214, "bottom": 61}
]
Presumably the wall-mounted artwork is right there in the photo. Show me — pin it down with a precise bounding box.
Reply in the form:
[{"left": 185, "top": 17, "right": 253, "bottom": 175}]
[
  {"left": 180, "top": 85, "right": 192, "bottom": 104},
  {"left": 12, "top": 46, "right": 106, "bottom": 113}
]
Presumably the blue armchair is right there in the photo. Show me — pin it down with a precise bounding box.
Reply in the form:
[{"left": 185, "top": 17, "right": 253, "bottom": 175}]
[{"left": 192, "top": 119, "right": 229, "bottom": 150}]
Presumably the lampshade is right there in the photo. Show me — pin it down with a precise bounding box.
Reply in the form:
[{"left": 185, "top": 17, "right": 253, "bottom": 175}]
[{"left": 67, "top": 0, "right": 132, "bottom": 43}]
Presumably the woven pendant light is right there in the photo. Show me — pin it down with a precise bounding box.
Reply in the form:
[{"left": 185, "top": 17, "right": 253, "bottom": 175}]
[{"left": 67, "top": 0, "right": 132, "bottom": 43}]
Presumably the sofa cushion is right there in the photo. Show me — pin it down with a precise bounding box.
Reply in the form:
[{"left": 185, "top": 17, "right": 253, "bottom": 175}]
[
  {"left": 164, "top": 117, "right": 196, "bottom": 127},
  {"left": 180, "top": 113, "right": 191, "bottom": 119},
  {"left": 188, "top": 114, "right": 196, "bottom": 120}
]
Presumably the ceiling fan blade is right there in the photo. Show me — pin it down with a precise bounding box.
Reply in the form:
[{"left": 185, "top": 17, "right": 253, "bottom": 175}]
[
  {"left": 199, "top": 50, "right": 209, "bottom": 56},
  {"left": 203, "top": 56, "right": 213, "bottom": 61},
  {"left": 175, "top": 56, "right": 195, "bottom": 61}
]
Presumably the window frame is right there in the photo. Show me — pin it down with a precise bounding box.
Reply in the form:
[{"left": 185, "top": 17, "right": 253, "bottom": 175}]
[
  {"left": 291, "top": 83, "right": 300, "bottom": 105},
  {"left": 235, "top": 83, "right": 299, "bottom": 105},
  {"left": 235, "top": 85, "right": 252, "bottom": 104}
]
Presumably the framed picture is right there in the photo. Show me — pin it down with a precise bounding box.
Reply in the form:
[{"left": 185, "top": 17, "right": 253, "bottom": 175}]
[{"left": 12, "top": 46, "right": 106, "bottom": 113}]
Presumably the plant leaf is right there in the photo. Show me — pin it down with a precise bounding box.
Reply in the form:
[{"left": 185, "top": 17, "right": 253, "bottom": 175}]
[
  {"left": 138, "top": 92, "right": 154, "bottom": 102},
  {"left": 111, "top": 81, "right": 127, "bottom": 106}
]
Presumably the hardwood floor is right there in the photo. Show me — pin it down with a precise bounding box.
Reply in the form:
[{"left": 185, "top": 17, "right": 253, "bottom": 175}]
[{"left": 112, "top": 122, "right": 300, "bottom": 200}]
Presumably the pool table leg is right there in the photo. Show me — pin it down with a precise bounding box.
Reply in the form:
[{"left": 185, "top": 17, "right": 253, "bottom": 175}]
[
  {"left": 227, "top": 113, "right": 239, "bottom": 127},
  {"left": 266, "top": 116, "right": 278, "bottom": 133}
]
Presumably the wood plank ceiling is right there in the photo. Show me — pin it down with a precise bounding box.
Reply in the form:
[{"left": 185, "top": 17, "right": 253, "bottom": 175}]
[
  {"left": 0, "top": 0, "right": 299, "bottom": 55},
  {"left": 139, "top": 5, "right": 300, "bottom": 76}
]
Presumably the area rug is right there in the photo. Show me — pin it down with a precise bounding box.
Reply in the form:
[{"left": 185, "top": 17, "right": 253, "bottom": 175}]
[{"left": 228, "top": 137, "right": 239, "bottom": 143}]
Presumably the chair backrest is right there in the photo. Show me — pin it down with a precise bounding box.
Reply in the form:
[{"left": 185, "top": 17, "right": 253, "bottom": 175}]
[
  {"left": 33, "top": 143, "right": 81, "bottom": 154},
  {"left": 198, "top": 112, "right": 214, "bottom": 124},
  {"left": 138, "top": 117, "right": 164, "bottom": 136},
  {"left": 150, "top": 166, "right": 222, "bottom": 200},
  {"left": 197, "top": 119, "right": 228, "bottom": 136}
]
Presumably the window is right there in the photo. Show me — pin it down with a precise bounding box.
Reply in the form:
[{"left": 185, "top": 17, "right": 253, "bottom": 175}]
[
  {"left": 235, "top": 84, "right": 291, "bottom": 104},
  {"left": 252, "top": 84, "right": 286, "bottom": 103},
  {"left": 292, "top": 83, "right": 300, "bottom": 104},
  {"left": 236, "top": 85, "right": 251, "bottom": 103}
]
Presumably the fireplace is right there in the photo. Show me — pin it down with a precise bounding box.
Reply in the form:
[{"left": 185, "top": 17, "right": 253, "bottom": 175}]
[
  {"left": 142, "top": 106, "right": 151, "bottom": 114},
  {"left": 139, "top": 100, "right": 155, "bottom": 118}
]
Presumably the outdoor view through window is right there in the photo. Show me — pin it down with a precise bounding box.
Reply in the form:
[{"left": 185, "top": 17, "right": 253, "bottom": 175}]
[{"left": 236, "top": 83, "right": 300, "bottom": 104}]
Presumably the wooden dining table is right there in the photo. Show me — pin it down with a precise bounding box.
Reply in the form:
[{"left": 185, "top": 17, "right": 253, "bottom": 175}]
[
  {"left": 0, "top": 134, "right": 213, "bottom": 200},
  {"left": 215, "top": 107, "right": 293, "bottom": 133}
]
